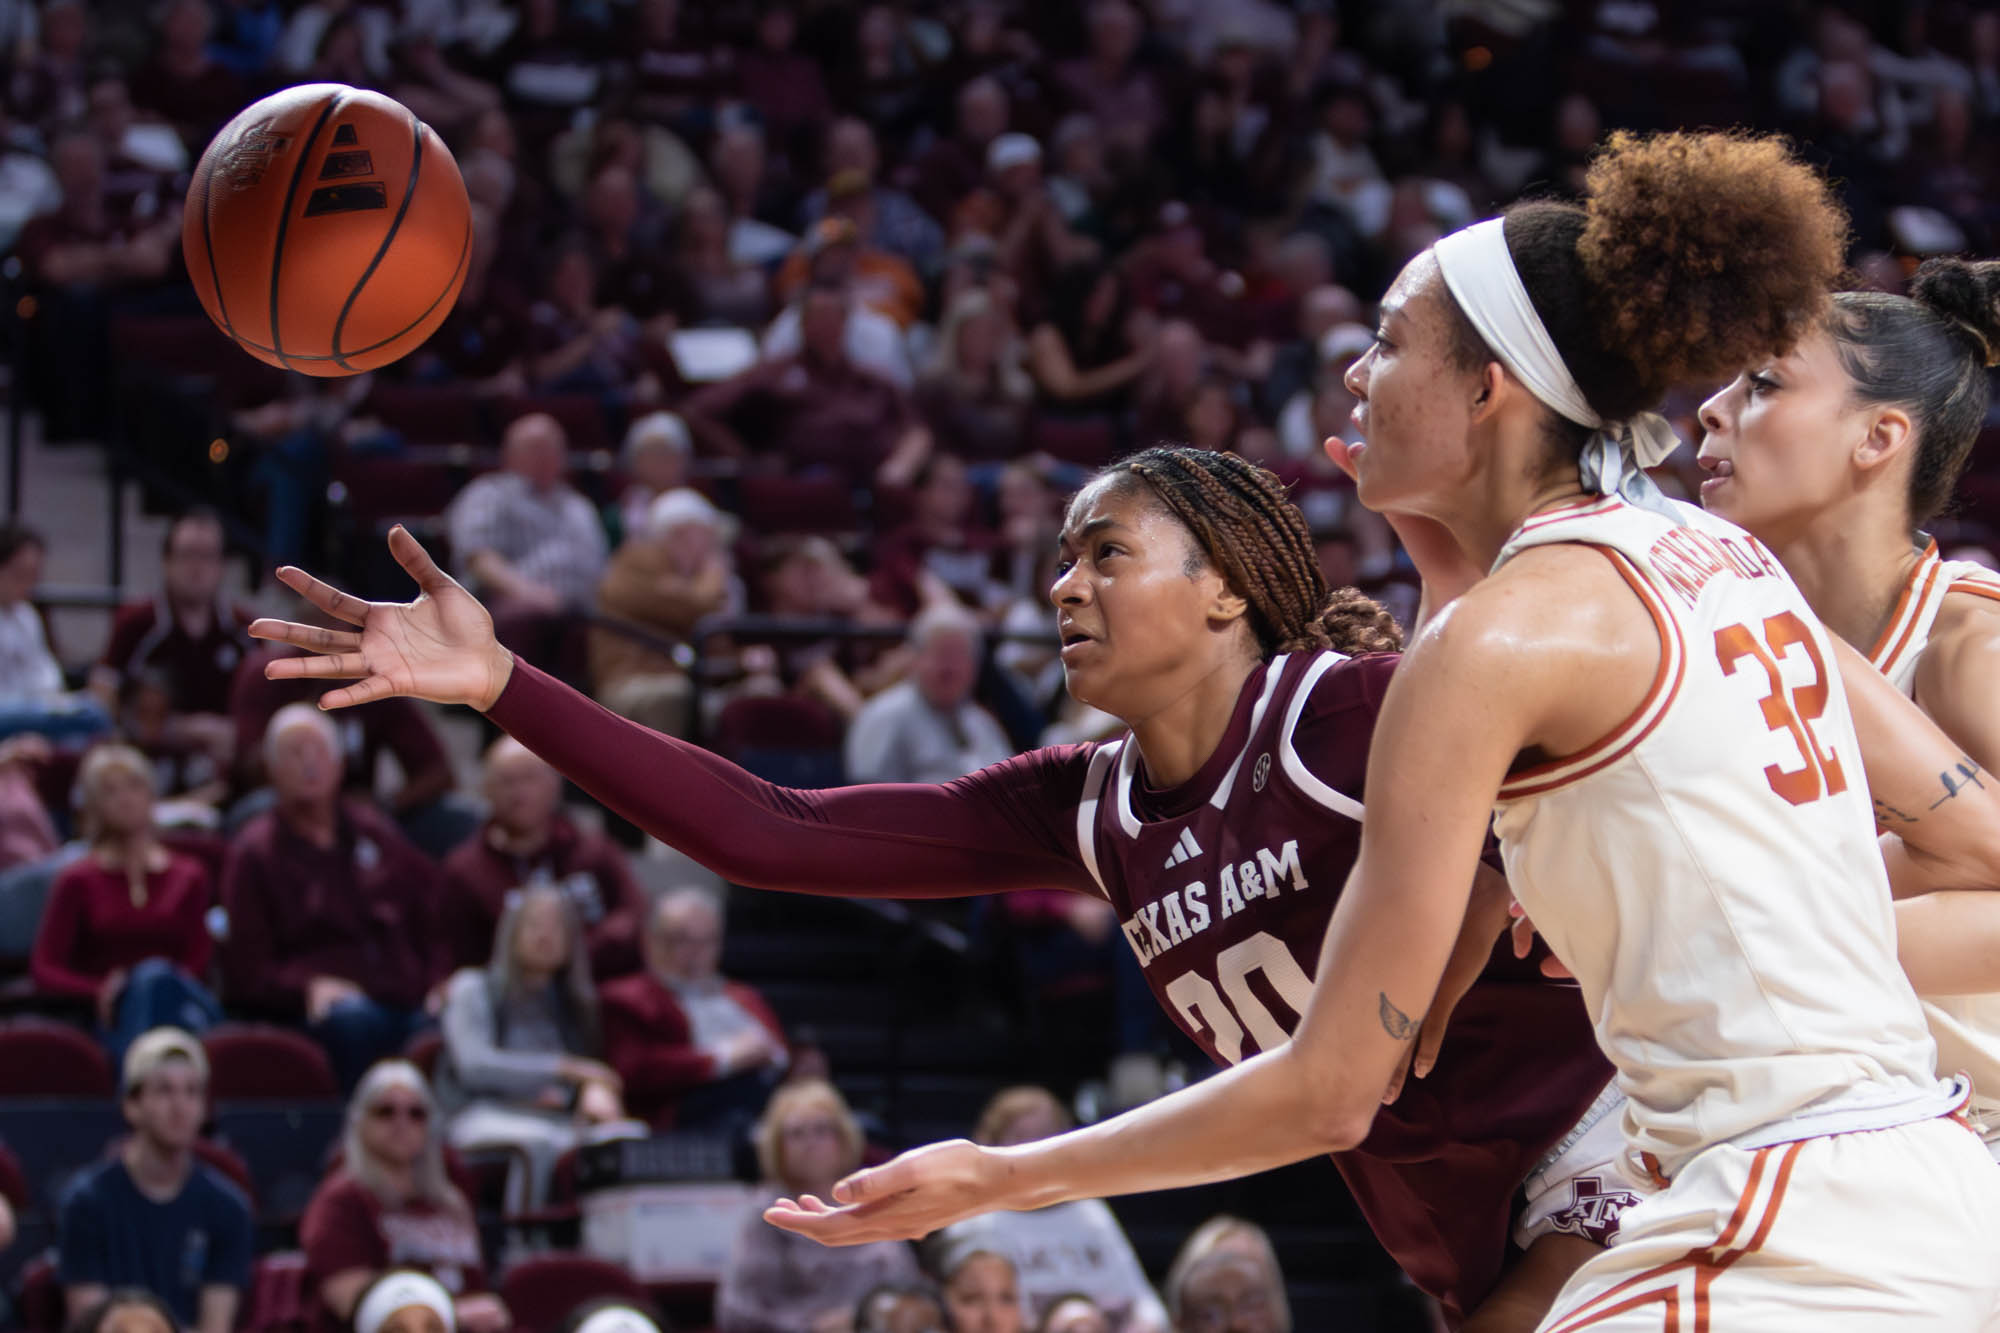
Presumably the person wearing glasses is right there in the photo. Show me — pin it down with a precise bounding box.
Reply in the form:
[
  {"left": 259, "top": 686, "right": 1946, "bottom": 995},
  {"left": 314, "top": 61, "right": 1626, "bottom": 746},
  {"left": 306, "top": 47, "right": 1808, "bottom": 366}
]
[{"left": 300, "top": 1061, "right": 510, "bottom": 1333}]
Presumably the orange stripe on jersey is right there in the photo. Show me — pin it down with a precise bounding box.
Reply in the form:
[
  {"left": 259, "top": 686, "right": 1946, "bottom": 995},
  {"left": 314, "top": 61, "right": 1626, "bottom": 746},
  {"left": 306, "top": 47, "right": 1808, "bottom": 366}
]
[
  {"left": 1547, "top": 1141, "right": 1802, "bottom": 1333},
  {"left": 1869, "top": 545, "right": 1942, "bottom": 674},
  {"left": 1948, "top": 577, "right": 2000, "bottom": 606},
  {"left": 1498, "top": 548, "right": 1686, "bottom": 800},
  {"left": 1514, "top": 495, "right": 1623, "bottom": 538}
]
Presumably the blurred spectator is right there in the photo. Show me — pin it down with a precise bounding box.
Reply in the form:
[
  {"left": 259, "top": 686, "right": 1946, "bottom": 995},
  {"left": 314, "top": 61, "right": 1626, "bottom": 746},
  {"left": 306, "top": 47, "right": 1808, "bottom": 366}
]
[
  {"left": 31, "top": 746, "right": 220, "bottom": 1057},
  {"left": 915, "top": 288, "right": 1034, "bottom": 465},
  {"left": 762, "top": 260, "right": 918, "bottom": 389},
  {"left": 126, "top": 0, "right": 247, "bottom": 156},
  {"left": 1045, "top": 115, "right": 1108, "bottom": 235},
  {"left": 277, "top": 0, "right": 396, "bottom": 82},
  {"left": 0, "top": 522, "right": 109, "bottom": 744},
  {"left": 441, "top": 738, "right": 644, "bottom": 977},
  {"left": 600, "top": 888, "right": 790, "bottom": 1130},
  {"left": 688, "top": 282, "right": 931, "bottom": 484},
  {"left": 913, "top": 75, "right": 1011, "bottom": 225},
  {"left": 716, "top": 1079, "right": 923, "bottom": 1333},
  {"left": 1161, "top": 1219, "right": 1288, "bottom": 1333},
  {"left": 1026, "top": 266, "right": 1152, "bottom": 412},
  {"left": 1056, "top": 0, "right": 1168, "bottom": 152},
  {"left": 736, "top": 1, "right": 833, "bottom": 165},
  {"left": 18, "top": 129, "right": 181, "bottom": 441},
  {"left": 1133, "top": 320, "right": 1212, "bottom": 448},
  {"left": 84, "top": 74, "right": 186, "bottom": 221},
  {"left": 672, "top": 186, "right": 773, "bottom": 329},
  {"left": 525, "top": 244, "right": 649, "bottom": 398},
  {"left": 7, "top": 0, "right": 90, "bottom": 132},
  {"left": 302, "top": 1061, "right": 509, "bottom": 1333},
  {"left": 870, "top": 454, "right": 996, "bottom": 616},
  {"left": 0, "top": 733, "right": 59, "bottom": 872},
  {"left": 90, "top": 510, "right": 252, "bottom": 777},
  {"left": 938, "top": 1088, "right": 1167, "bottom": 1333},
  {"left": 625, "top": 0, "right": 738, "bottom": 129},
  {"left": 579, "top": 161, "right": 682, "bottom": 324},
  {"left": 1305, "top": 82, "right": 1389, "bottom": 241},
  {"left": 1040, "top": 1297, "right": 1112, "bottom": 1333},
  {"left": 845, "top": 604, "right": 1011, "bottom": 784},
  {"left": 1262, "top": 287, "right": 1363, "bottom": 426},
  {"left": 352, "top": 1272, "right": 458, "bottom": 1333},
  {"left": 447, "top": 412, "right": 608, "bottom": 674},
  {"left": 436, "top": 885, "right": 640, "bottom": 1212},
  {"left": 207, "top": 0, "right": 285, "bottom": 82},
  {"left": 776, "top": 212, "right": 925, "bottom": 330},
  {"left": 834, "top": 4, "right": 928, "bottom": 150},
  {"left": 800, "top": 117, "right": 944, "bottom": 274},
  {"left": 854, "top": 1283, "right": 947, "bottom": 1333},
  {"left": 929, "top": 1242, "right": 1025, "bottom": 1333},
  {"left": 608, "top": 412, "right": 694, "bottom": 549},
  {"left": 739, "top": 536, "right": 899, "bottom": 722},
  {"left": 956, "top": 134, "right": 1095, "bottom": 291},
  {"left": 557, "top": 1300, "right": 666, "bottom": 1333},
  {"left": 591, "top": 488, "right": 744, "bottom": 739},
  {"left": 407, "top": 198, "right": 531, "bottom": 392},
  {"left": 710, "top": 122, "right": 797, "bottom": 268},
  {"left": 220, "top": 704, "right": 444, "bottom": 1090},
  {"left": 65, "top": 1290, "right": 179, "bottom": 1333},
  {"left": 59, "top": 1030, "right": 252, "bottom": 1333}
]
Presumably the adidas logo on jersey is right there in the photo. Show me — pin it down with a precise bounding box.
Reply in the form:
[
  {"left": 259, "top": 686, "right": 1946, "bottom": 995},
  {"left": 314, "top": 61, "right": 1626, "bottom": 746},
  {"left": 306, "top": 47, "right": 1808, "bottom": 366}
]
[{"left": 1163, "top": 828, "right": 1203, "bottom": 868}]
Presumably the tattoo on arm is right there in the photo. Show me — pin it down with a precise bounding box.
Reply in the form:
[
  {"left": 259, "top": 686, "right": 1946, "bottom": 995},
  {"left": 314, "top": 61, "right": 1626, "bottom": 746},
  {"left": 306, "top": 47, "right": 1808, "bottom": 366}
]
[
  {"left": 1874, "top": 796, "right": 1920, "bottom": 825},
  {"left": 1378, "top": 992, "right": 1417, "bottom": 1041},
  {"left": 1928, "top": 758, "right": 1986, "bottom": 811}
]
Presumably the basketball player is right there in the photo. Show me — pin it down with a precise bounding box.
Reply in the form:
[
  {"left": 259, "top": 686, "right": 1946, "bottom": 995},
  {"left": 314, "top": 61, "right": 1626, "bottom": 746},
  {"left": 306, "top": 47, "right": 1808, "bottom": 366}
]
[
  {"left": 754, "top": 132, "right": 2000, "bottom": 1330},
  {"left": 1695, "top": 260, "right": 2000, "bottom": 1143},
  {"left": 246, "top": 445, "right": 1615, "bottom": 1324}
]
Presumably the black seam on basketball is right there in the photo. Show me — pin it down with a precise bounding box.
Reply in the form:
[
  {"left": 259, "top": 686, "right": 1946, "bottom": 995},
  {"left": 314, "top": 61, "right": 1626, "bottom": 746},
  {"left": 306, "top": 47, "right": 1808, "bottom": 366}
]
[
  {"left": 269, "top": 91, "right": 345, "bottom": 372},
  {"left": 221, "top": 214, "right": 470, "bottom": 362},
  {"left": 331, "top": 111, "right": 425, "bottom": 372},
  {"left": 197, "top": 150, "right": 234, "bottom": 339}
]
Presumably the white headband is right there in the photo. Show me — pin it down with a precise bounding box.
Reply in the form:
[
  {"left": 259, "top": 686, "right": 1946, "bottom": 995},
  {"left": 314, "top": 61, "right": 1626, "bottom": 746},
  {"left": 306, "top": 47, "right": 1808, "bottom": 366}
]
[
  {"left": 573, "top": 1309, "right": 660, "bottom": 1333},
  {"left": 354, "top": 1273, "right": 455, "bottom": 1333},
  {"left": 1432, "top": 218, "right": 1681, "bottom": 518}
]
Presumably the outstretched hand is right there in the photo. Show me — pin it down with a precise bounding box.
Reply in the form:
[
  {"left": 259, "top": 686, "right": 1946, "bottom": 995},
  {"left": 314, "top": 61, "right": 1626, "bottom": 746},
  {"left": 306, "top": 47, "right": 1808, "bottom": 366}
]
[
  {"left": 763, "top": 1139, "right": 1014, "bottom": 1246},
  {"left": 247, "top": 525, "right": 516, "bottom": 712}
]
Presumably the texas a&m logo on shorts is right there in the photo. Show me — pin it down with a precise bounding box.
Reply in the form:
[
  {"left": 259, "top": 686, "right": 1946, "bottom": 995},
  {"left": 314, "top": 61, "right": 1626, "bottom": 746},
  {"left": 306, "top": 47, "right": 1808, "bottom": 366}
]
[{"left": 1546, "top": 1174, "right": 1641, "bottom": 1246}]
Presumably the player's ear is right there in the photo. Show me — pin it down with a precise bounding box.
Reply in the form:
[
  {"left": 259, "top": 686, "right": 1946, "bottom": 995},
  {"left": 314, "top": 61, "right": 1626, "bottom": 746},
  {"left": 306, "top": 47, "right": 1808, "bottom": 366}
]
[
  {"left": 1207, "top": 579, "right": 1251, "bottom": 628},
  {"left": 1853, "top": 403, "right": 1914, "bottom": 475}
]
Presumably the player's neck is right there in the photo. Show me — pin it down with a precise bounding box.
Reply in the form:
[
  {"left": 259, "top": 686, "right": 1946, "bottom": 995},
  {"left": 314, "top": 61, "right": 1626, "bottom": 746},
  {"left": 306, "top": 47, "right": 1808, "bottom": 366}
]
[
  {"left": 1440, "top": 472, "right": 1593, "bottom": 572},
  {"left": 1764, "top": 503, "right": 1922, "bottom": 653},
  {"left": 1126, "top": 655, "right": 1260, "bottom": 790}
]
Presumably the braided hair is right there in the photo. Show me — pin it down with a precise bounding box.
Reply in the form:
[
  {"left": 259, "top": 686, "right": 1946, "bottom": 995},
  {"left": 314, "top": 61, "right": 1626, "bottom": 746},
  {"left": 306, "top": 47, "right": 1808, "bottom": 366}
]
[{"left": 1104, "top": 445, "right": 1402, "bottom": 657}]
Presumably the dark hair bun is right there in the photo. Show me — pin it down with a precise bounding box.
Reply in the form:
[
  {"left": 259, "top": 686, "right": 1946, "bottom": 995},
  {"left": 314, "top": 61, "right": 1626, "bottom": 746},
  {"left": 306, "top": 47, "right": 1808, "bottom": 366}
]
[
  {"left": 1577, "top": 131, "right": 1848, "bottom": 396},
  {"left": 1909, "top": 257, "right": 2000, "bottom": 368}
]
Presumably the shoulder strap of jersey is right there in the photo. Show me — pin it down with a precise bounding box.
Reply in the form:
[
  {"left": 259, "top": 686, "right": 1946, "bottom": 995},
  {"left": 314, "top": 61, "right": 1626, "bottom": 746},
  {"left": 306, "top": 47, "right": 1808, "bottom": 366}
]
[
  {"left": 1074, "top": 740, "right": 1122, "bottom": 895},
  {"left": 1870, "top": 542, "right": 1949, "bottom": 680},
  {"left": 1105, "top": 654, "right": 1293, "bottom": 840},
  {"left": 1945, "top": 559, "right": 2000, "bottom": 607},
  {"left": 1276, "top": 651, "right": 1366, "bottom": 822}
]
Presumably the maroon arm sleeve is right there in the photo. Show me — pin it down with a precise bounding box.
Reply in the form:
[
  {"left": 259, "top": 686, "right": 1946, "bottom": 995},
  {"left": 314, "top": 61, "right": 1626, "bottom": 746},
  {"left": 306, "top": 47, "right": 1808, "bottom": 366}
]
[
  {"left": 485, "top": 661, "right": 1102, "bottom": 898},
  {"left": 29, "top": 867, "right": 99, "bottom": 998}
]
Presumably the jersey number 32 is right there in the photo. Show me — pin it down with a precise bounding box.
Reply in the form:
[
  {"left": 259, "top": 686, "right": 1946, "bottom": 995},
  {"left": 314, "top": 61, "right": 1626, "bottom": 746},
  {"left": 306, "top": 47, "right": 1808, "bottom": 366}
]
[{"left": 1715, "top": 611, "right": 1848, "bottom": 806}]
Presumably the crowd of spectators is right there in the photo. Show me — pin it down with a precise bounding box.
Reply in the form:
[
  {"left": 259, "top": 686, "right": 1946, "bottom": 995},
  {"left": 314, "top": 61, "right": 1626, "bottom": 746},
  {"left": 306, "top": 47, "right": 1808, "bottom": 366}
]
[{"left": 5, "top": 0, "right": 2000, "bottom": 1330}]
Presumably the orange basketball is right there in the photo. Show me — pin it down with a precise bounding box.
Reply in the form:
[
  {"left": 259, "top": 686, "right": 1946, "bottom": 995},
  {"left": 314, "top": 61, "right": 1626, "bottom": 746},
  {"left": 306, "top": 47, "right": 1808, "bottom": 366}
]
[{"left": 183, "top": 83, "right": 470, "bottom": 377}]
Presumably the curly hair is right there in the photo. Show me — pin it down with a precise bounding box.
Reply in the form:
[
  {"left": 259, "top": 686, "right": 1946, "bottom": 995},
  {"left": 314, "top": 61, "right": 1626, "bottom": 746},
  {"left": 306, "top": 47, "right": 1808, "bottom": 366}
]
[
  {"left": 1104, "top": 446, "right": 1403, "bottom": 658},
  {"left": 1444, "top": 131, "right": 1847, "bottom": 450}
]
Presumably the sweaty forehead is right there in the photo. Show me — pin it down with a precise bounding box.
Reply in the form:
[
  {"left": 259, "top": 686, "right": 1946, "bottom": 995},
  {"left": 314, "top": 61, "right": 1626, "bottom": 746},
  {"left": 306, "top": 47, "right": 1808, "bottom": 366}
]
[
  {"left": 1381, "top": 248, "right": 1445, "bottom": 326},
  {"left": 1061, "top": 472, "right": 1167, "bottom": 538}
]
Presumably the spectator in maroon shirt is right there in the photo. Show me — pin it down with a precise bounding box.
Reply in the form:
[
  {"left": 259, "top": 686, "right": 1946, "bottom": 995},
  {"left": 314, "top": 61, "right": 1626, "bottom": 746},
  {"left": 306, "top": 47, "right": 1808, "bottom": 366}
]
[
  {"left": 441, "top": 738, "right": 643, "bottom": 977},
  {"left": 31, "top": 745, "right": 220, "bottom": 1061},
  {"left": 302, "top": 1061, "right": 509, "bottom": 1333},
  {"left": 683, "top": 281, "right": 932, "bottom": 488},
  {"left": 92, "top": 511, "right": 253, "bottom": 776},
  {"left": 600, "top": 889, "right": 791, "bottom": 1130},
  {"left": 1055, "top": 0, "right": 1168, "bottom": 154},
  {"left": 626, "top": 0, "right": 737, "bottom": 131},
  {"left": 915, "top": 287, "right": 1035, "bottom": 465},
  {"left": 736, "top": 2, "right": 833, "bottom": 169},
  {"left": 870, "top": 454, "right": 998, "bottom": 618},
  {"left": 126, "top": 0, "right": 248, "bottom": 157},
  {"left": 912, "top": 75, "right": 1012, "bottom": 226},
  {"left": 220, "top": 705, "right": 445, "bottom": 1090}
]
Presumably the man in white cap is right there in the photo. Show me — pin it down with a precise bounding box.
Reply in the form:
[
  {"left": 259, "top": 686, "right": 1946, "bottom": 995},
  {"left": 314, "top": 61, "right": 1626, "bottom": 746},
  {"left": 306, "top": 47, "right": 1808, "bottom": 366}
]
[{"left": 59, "top": 1028, "right": 253, "bottom": 1333}]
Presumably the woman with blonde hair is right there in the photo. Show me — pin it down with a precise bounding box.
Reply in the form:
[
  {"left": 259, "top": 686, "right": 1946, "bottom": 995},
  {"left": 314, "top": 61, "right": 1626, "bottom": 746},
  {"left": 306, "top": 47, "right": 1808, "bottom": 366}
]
[
  {"left": 301, "top": 1061, "right": 509, "bottom": 1333},
  {"left": 915, "top": 286, "right": 1035, "bottom": 465},
  {"left": 30, "top": 744, "right": 219, "bottom": 1060},
  {"left": 941, "top": 1088, "right": 1165, "bottom": 1333},
  {"left": 436, "top": 885, "right": 640, "bottom": 1212},
  {"left": 716, "top": 1078, "right": 920, "bottom": 1333},
  {"left": 1162, "top": 1218, "right": 1288, "bottom": 1333}
]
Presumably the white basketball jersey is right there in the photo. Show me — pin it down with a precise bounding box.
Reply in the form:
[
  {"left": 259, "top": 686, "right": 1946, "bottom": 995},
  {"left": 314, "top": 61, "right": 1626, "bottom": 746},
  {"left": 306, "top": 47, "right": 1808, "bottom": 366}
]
[
  {"left": 1868, "top": 541, "right": 2000, "bottom": 1140},
  {"left": 1489, "top": 496, "right": 1950, "bottom": 1178}
]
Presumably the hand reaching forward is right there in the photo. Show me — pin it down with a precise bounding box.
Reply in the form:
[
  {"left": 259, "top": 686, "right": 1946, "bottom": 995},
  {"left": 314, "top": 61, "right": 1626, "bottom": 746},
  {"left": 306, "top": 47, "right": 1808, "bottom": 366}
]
[
  {"left": 248, "top": 525, "right": 517, "bottom": 712},
  {"left": 764, "top": 1139, "right": 1015, "bottom": 1246}
]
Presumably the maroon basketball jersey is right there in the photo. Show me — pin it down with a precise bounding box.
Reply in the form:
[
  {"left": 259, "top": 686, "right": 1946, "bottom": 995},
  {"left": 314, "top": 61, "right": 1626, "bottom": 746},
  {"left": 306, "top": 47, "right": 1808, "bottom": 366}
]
[{"left": 1077, "top": 650, "right": 1611, "bottom": 1322}]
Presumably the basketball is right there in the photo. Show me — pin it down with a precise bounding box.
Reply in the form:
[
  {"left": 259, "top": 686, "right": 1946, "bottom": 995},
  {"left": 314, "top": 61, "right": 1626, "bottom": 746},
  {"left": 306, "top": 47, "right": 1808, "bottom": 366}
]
[{"left": 182, "top": 83, "right": 471, "bottom": 377}]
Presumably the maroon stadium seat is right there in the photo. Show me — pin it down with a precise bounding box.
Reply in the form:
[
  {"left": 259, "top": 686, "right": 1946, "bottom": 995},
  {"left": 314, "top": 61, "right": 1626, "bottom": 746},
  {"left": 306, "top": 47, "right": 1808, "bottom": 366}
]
[
  {"left": 241, "top": 1251, "right": 310, "bottom": 1333},
  {"left": 737, "top": 475, "right": 860, "bottom": 535},
  {"left": 0, "top": 1139, "right": 29, "bottom": 1214},
  {"left": 1031, "top": 416, "right": 1118, "bottom": 467},
  {"left": 13, "top": 1255, "right": 62, "bottom": 1333},
  {"left": 203, "top": 1025, "right": 340, "bottom": 1101},
  {"left": 366, "top": 382, "right": 485, "bottom": 445},
  {"left": 713, "top": 695, "right": 844, "bottom": 753},
  {"left": 0, "top": 1019, "right": 112, "bottom": 1096},
  {"left": 498, "top": 1255, "right": 651, "bottom": 1333},
  {"left": 404, "top": 1030, "right": 444, "bottom": 1081}
]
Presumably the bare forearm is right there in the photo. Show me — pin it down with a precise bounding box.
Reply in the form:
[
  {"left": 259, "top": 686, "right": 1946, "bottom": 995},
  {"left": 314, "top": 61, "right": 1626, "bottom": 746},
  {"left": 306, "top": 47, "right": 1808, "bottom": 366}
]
[
  {"left": 1894, "top": 889, "right": 2000, "bottom": 994},
  {"left": 994, "top": 1044, "right": 1354, "bottom": 1211}
]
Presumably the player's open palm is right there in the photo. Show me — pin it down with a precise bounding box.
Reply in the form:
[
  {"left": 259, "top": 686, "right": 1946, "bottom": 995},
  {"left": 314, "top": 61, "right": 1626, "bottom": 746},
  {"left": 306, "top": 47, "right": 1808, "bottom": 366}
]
[
  {"left": 764, "top": 1139, "right": 1006, "bottom": 1245},
  {"left": 248, "top": 525, "right": 516, "bottom": 712}
]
